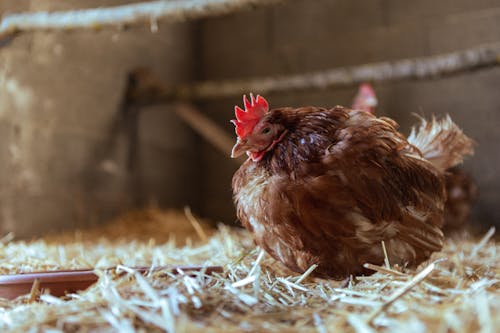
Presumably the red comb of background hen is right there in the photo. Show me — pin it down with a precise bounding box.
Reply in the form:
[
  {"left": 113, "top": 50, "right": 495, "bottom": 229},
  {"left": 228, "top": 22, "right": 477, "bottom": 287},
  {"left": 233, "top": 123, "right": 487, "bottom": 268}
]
[
  {"left": 231, "top": 94, "right": 269, "bottom": 138},
  {"left": 352, "top": 83, "right": 377, "bottom": 114}
]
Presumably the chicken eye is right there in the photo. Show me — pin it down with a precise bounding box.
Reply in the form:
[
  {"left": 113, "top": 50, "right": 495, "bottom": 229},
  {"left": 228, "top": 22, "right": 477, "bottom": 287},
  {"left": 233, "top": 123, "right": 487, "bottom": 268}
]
[{"left": 261, "top": 127, "right": 271, "bottom": 135}]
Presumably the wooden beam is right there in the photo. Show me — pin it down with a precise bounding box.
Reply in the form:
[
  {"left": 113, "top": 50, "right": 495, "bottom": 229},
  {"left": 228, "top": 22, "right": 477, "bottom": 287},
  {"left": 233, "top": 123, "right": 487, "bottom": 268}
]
[
  {"left": 174, "top": 43, "right": 500, "bottom": 100},
  {"left": 0, "top": 0, "right": 283, "bottom": 40}
]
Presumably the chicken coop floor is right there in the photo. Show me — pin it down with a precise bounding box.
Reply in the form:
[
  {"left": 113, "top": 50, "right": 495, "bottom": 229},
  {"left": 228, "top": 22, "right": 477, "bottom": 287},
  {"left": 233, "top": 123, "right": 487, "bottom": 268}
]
[{"left": 0, "top": 209, "right": 498, "bottom": 332}]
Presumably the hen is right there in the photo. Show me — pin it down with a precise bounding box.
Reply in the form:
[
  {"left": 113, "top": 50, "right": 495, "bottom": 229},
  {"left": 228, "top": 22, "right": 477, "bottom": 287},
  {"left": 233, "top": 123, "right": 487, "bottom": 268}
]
[{"left": 231, "top": 94, "right": 473, "bottom": 278}]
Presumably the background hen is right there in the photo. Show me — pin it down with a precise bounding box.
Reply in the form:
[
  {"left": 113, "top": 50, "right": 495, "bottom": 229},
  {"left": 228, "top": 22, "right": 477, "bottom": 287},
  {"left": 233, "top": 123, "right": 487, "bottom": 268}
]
[{"left": 231, "top": 94, "right": 473, "bottom": 278}]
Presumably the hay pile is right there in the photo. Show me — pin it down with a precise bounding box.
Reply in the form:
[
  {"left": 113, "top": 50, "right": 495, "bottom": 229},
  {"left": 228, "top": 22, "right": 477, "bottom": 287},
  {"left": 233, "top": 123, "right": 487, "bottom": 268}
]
[{"left": 0, "top": 209, "right": 498, "bottom": 332}]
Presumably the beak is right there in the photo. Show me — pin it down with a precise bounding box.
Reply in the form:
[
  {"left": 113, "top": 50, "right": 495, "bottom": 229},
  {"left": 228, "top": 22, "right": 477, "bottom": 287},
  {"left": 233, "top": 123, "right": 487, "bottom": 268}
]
[{"left": 231, "top": 140, "right": 249, "bottom": 158}]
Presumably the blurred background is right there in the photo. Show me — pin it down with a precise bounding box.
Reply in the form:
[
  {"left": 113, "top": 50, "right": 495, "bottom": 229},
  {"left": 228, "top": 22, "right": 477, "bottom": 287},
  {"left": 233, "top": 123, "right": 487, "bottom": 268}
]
[{"left": 0, "top": 0, "right": 499, "bottom": 238}]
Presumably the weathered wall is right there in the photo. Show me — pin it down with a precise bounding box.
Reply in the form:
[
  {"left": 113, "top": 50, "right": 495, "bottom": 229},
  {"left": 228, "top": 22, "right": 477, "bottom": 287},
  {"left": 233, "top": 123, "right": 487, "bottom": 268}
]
[
  {"left": 0, "top": 1, "right": 199, "bottom": 237},
  {"left": 199, "top": 0, "right": 500, "bottom": 227},
  {"left": 1, "top": 0, "right": 499, "bottom": 236}
]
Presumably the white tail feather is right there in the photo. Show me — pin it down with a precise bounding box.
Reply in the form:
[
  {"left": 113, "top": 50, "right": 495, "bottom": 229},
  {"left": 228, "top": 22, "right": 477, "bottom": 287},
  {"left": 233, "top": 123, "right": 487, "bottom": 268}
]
[{"left": 407, "top": 115, "right": 474, "bottom": 172}]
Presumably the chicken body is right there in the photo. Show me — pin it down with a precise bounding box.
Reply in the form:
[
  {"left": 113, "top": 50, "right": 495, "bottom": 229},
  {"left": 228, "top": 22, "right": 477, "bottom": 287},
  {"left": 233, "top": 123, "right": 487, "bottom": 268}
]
[{"left": 232, "top": 104, "right": 472, "bottom": 279}]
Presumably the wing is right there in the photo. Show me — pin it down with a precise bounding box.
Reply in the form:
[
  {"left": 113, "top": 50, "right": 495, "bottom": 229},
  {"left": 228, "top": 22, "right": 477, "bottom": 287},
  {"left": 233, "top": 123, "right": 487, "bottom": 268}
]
[{"left": 264, "top": 110, "right": 446, "bottom": 270}]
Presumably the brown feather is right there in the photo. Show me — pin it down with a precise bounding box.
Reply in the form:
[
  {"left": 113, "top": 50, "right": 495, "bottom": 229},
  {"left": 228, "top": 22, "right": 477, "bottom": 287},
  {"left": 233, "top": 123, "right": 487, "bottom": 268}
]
[{"left": 443, "top": 167, "right": 478, "bottom": 232}]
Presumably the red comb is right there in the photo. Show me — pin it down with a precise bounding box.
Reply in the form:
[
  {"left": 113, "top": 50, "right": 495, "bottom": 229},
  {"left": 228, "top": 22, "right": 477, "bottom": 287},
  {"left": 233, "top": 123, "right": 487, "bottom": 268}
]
[
  {"left": 359, "top": 83, "right": 374, "bottom": 94},
  {"left": 231, "top": 94, "right": 269, "bottom": 138}
]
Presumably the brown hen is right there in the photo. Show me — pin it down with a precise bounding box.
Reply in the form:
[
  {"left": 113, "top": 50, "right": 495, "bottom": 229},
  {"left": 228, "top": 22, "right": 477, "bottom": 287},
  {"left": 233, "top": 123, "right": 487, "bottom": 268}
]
[{"left": 231, "top": 94, "right": 473, "bottom": 279}]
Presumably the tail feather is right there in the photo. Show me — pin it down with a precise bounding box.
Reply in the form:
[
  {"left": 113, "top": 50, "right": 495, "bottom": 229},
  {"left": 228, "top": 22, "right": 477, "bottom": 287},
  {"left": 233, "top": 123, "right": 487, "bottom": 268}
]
[{"left": 407, "top": 115, "right": 474, "bottom": 172}]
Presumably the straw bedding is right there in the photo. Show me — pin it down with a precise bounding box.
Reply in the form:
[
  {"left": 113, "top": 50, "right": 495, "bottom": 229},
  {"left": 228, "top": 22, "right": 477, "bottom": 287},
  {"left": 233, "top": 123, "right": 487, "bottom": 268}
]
[{"left": 0, "top": 208, "right": 498, "bottom": 332}]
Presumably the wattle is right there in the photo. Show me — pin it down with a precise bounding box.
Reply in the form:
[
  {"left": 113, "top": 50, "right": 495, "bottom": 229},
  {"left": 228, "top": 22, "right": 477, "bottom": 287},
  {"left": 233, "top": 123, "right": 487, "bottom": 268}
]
[{"left": 249, "top": 151, "right": 266, "bottom": 162}]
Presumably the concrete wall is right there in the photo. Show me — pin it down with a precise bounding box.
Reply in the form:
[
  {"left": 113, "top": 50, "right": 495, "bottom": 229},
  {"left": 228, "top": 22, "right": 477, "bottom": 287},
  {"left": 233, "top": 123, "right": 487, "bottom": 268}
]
[
  {"left": 1, "top": 0, "right": 499, "bottom": 236},
  {"left": 199, "top": 0, "right": 500, "bottom": 227},
  {"left": 0, "top": 1, "right": 199, "bottom": 237}
]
